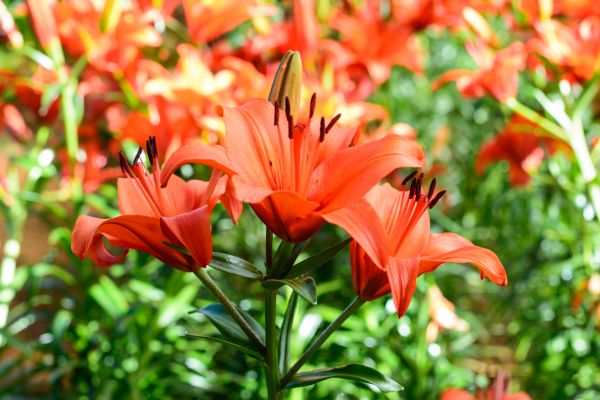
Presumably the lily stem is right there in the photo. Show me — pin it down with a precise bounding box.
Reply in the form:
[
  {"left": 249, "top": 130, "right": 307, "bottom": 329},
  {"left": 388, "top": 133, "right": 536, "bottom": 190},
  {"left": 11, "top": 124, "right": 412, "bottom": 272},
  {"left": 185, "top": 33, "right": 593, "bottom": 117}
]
[
  {"left": 265, "top": 227, "right": 273, "bottom": 272},
  {"left": 279, "top": 296, "right": 365, "bottom": 388},
  {"left": 265, "top": 287, "right": 280, "bottom": 399},
  {"left": 193, "top": 269, "right": 266, "bottom": 353}
]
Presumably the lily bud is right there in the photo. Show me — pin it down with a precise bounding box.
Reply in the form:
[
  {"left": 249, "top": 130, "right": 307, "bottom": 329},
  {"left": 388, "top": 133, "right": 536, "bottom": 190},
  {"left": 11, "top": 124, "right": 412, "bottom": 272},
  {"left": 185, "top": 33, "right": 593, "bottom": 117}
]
[
  {"left": 268, "top": 50, "right": 302, "bottom": 118},
  {"left": 462, "top": 8, "right": 498, "bottom": 48}
]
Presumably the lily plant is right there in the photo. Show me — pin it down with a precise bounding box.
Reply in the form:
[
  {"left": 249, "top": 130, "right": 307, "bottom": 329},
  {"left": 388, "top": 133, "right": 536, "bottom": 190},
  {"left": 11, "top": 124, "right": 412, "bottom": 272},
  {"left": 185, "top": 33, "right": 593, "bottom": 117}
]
[{"left": 72, "top": 51, "right": 507, "bottom": 399}]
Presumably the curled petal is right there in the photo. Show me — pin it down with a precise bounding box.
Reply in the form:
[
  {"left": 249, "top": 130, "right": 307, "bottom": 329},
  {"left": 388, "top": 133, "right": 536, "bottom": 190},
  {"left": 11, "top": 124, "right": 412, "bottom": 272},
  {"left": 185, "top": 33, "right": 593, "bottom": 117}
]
[
  {"left": 420, "top": 233, "right": 508, "bottom": 285},
  {"left": 160, "top": 144, "right": 234, "bottom": 187},
  {"left": 71, "top": 215, "right": 127, "bottom": 267}
]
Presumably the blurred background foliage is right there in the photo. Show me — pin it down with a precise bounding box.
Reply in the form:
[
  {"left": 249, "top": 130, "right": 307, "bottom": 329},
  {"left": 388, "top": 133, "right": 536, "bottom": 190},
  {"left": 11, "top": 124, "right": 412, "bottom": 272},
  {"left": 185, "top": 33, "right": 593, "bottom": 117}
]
[{"left": 1, "top": 0, "right": 599, "bottom": 399}]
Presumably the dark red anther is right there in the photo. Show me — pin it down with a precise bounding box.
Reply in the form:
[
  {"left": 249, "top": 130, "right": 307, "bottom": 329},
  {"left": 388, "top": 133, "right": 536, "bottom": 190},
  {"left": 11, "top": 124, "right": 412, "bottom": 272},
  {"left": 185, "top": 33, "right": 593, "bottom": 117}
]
[
  {"left": 409, "top": 178, "right": 417, "bottom": 199},
  {"left": 285, "top": 97, "right": 291, "bottom": 119},
  {"left": 428, "top": 190, "right": 446, "bottom": 209},
  {"left": 146, "top": 136, "right": 157, "bottom": 165},
  {"left": 319, "top": 117, "right": 326, "bottom": 142},
  {"left": 427, "top": 178, "right": 437, "bottom": 200},
  {"left": 402, "top": 171, "right": 418, "bottom": 186},
  {"left": 415, "top": 173, "right": 423, "bottom": 201},
  {"left": 274, "top": 101, "right": 280, "bottom": 126},
  {"left": 325, "top": 113, "right": 342, "bottom": 133},
  {"left": 133, "top": 147, "right": 144, "bottom": 165},
  {"left": 287, "top": 114, "right": 294, "bottom": 139},
  {"left": 309, "top": 93, "right": 317, "bottom": 119},
  {"left": 118, "top": 151, "right": 129, "bottom": 174}
]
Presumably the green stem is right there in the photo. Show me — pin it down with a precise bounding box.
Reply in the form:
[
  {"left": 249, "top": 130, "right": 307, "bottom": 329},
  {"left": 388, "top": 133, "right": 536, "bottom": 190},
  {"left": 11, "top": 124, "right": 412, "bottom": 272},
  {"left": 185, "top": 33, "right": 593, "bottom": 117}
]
[
  {"left": 279, "top": 296, "right": 365, "bottom": 388},
  {"left": 266, "top": 227, "right": 273, "bottom": 273},
  {"left": 569, "top": 118, "right": 600, "bottom": 220},
  {"left": 193, "top": 269, "right": 266, "bottom": 353},
  {"left": 506, "top": 98, "right": 567, "bottom": 141},
  {"left": 265, "top": 288, "right": 279, "bottom": 399}
]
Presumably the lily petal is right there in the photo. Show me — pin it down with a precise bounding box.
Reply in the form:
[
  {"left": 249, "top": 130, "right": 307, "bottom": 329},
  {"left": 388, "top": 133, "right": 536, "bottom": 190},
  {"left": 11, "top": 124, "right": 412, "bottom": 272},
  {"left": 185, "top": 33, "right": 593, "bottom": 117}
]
[
  {"left": 386, "top": 256, "right": 420, "bottom": 317},
  {"left": 420, "top": 233, "right": 508, "bottom": 285},
  {"left": 310, "top": 134, "right": 425, "bottom": 212},
  {"left": 160, "top": 143, "right": 234, "bottom": 187},
  {"left": 322, "top": 197, "right": 389, "bottom": 269},
  {"left": 160, "top": 206, "right": 212, "bottom": 270},
  {"left": 72, "top": 215, "right": 127, "bottom": 267},
  {"left": 251, "top": 190, "right": 321, "bottom": 242}
]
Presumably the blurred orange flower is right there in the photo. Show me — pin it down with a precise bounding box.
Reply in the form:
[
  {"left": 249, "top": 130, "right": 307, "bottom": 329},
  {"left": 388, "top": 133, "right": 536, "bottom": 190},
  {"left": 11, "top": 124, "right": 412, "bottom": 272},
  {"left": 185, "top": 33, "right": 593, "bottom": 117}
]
[
  {"left": 441, "top": 371, "right": 531, "bottom": 400},
  {"left": 476, "top": 117, "right": 567, "bottom": 186},
  {"left": 433, "top": 41, "right": 526, "bottom": 103},
  {"left": 160, "top": 98, "right": 424, "bottom": 265},
  {"left": 529, "top": 16, "right": 600, "bottom": 81},
  {"left": 350, "top": 179, "right": 507, "bottom": 317},
  {"left": 425, "top": 286, "right": 469, "bottom": 342},
  {"left": 72, "top": 137, "right": 226, "bottom": 271}
]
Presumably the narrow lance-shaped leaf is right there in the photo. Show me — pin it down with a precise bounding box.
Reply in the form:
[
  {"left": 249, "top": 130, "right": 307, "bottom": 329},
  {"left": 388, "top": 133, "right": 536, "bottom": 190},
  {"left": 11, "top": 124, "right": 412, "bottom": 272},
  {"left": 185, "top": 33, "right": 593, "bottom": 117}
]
[
  {"left": 279, "top": 292, "right": 298, "bottom": 374},
  {"left": 286, "top": 238, "right": 352, "bottom": 279},
  {"left": 262, "top": 276, "right": 317, "bottom": 304},
  {"left": 285, "top": 364, "right": 403, "bottom": 393},
  {"left": 185, "top": 333, "right": 263, "bottom": 361},
  {"left": 210, "top": 252, "right": 265, "bottom": 278},
  {"left": 196, "top": 303, "right": 266, "bottom": 349}
]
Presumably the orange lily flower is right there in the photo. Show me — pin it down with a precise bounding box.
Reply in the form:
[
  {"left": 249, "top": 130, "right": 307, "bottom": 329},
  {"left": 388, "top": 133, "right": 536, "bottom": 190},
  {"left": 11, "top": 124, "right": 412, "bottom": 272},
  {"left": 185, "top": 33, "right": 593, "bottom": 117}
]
[
  {"left": 55, "top": 0, "right": 161, "bottom": 73},
  {"left": 325, "top": 0, "right": 422, "bottom": 85},
  {"left": 441, "top": 371, "right": 531, "bottom": 400},
  {"left": 433, "top": 41, "right": 525, "bottom": 103},
  {"left": 425, "top": 285, "right": 469, "bottom": 342},
  {"left": 529, "top": 16, "right": 600, "bottom": 82},
  {"left": 183, "top": 0, "right": 276, "bottom": 44},
  {"left": 476, "top": 116, "right": 567, "bottom": 186},
  {"left": 160, "top": 97, "right": 425, "bottom": 268},
  {"left": 350, "top": 179, "right": 507, "bottom": 317},
  {"left": 72, "top": 137, "right": 225, "bottom": 271}
]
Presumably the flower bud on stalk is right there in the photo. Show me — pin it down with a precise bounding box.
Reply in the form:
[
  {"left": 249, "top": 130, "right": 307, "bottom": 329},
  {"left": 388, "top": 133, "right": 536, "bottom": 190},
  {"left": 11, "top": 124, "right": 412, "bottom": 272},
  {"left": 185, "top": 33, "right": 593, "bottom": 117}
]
[{"left": 268, "top": 50, "right": 302, "bottom": 118}]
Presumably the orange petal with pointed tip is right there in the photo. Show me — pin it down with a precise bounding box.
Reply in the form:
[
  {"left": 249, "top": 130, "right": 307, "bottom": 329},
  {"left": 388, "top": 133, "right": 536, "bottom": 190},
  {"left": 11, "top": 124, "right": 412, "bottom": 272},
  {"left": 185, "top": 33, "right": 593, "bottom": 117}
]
[
  {"left": 310, "top": 134, "right": 425, "bottom": 212},
  {"left": 386, "top": 256, "right": 420, "bottom": 317},
  {"left": 420, "top": 232, "right": 508, "bottom": 285}
]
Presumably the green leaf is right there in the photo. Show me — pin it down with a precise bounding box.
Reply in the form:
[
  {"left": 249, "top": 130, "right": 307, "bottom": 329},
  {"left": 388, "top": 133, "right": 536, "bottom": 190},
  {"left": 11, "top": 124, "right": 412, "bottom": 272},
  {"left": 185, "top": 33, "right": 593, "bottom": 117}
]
[
  {"left": 196, "top": 304, "right": 265, "bottom": 348},
  {"left": 156, "top": 285, "right": 198, "bottom": 327},
  {"left": 89, "top": 276, "right": 129, "bottom": 318},
  {"left": 262, "top": 276, "right": 317, "bottom": 304},
  {"left": 210, "top": 252, "right": 264, "bottom": 278},
  {"left": 573, "top": 73, "right": 600, "bottom": 119},
  {"left": 279, "top": 292, "right": 298, "bottom": 374},
  {"left": 185, "top": 333, "right": 263, "bottom": 360},
  {"left": 287, "top": 238, "right": 352, "bottom": 279},
  {"left": 285, "top": 364, "right": 403, "bottom": 392}
]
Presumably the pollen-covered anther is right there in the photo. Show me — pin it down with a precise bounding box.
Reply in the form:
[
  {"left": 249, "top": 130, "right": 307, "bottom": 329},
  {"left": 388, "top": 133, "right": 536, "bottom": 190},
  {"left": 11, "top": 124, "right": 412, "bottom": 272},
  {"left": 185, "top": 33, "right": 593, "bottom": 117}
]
[
  {"left": 428, "top": 190, "right": 446, "bottom": 209},
  {"left": 309, "top": 93, "right": 317, "bottom": 119},
  {"left": 427, "top": 178, "right": 437, "bottom": 200},
  {"left": 274, "top": 100, "right": 280, "bottom": 126},
  {"left": 402, "top": 171, "right": 418, "bottom": 186},
  {"left": 325, "top": 113, "right": 342, "bottom": 134},
  {"left": 285, "top": 97, "right": 294, "bottom": 139},
  {"left": 133, "top": 147, "right": 144, "bottom": 165},
  {"left": 146, "top": 136, "right": 158, "bottom": 165},
  {"left": 415, "top": 173, "right": 424, "bottom": 201},
  {"left": 119, "top": 151, "right": 131, "bottom": 175}
]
